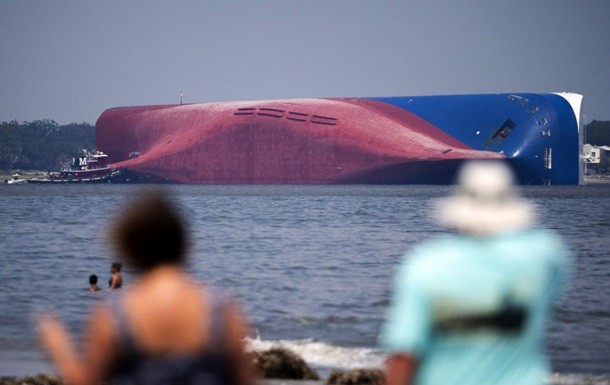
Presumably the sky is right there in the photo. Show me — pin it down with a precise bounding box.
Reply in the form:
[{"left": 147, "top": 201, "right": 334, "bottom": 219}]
[{"left": 0, "top": 0, "right": 609, "bottom": 126}]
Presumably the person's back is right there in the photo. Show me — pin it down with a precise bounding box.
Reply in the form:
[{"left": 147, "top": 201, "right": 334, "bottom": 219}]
[
  {"left": 384, "top": 229, "right": 568, "bottom": 385},
  {"left": 108, "top": 268, "right": 243, "bottom": 385},
  {"left": 380, "top": 161, "right": 570, "bottom": 385}
]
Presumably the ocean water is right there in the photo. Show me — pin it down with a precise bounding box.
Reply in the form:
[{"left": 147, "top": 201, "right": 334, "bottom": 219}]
[{"left": 0, "top": 184, "right": 609, "bottom": 384}]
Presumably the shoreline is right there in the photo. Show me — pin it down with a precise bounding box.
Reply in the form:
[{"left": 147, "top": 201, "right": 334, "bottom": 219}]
[
  {"left": 2, "top": 373, "right": 610, "bottom": 385},
  {"left": 1, "top": 350, "right": 609, "bottom": 385},
  {"left": 2, "top": 344, "right": 609, "bottom": 385},
  {"left": 585, "top": 176, "right": 610, "bottom": 184}
]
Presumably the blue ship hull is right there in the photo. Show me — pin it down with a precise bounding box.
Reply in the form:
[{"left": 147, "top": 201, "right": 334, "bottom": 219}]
[{"left": 367, "top": 92, "right": 583, "bottom": 185}]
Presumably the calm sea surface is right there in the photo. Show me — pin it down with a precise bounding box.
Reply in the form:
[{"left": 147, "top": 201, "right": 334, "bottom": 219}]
[{"left": 0, "top": 184, "right": 609, "bottom": 382}]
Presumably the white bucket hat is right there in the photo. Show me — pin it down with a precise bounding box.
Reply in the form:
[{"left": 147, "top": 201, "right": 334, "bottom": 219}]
[{"left": 433, "top": 161, "right": 537, "bottom": 236}]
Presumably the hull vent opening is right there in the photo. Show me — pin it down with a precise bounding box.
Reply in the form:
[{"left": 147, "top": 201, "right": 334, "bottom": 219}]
[{"left": 543, "top": 147, "right": 552, "bottom": 169}]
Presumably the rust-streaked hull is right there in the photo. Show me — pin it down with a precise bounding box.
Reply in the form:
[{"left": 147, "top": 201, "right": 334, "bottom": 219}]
[{"left": 96, "top": 98, "right": 505, "bottom": 184}]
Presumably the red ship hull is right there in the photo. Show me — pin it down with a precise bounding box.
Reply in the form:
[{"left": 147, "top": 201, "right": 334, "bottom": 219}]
[{"left": 96, "top": 98, "right": 504, "bottom": 184}]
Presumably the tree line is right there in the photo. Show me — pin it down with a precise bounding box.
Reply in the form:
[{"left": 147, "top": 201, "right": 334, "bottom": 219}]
[
  {"left": 1, "top": 119, "right": 609, "bottom": 175},
  {"left": 585, "top": 120, "right": 610, "bottom": 146},
  {"left": 0, "top": 120, "right": 94, "bottom": 174}
]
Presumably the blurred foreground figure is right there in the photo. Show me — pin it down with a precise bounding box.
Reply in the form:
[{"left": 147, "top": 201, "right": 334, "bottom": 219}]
[
  {"left": 380, "top": 161, "right": 570, "bottom": 385},
  {"left": 39, "top": 191, "right": 254, "bottom": 385}
]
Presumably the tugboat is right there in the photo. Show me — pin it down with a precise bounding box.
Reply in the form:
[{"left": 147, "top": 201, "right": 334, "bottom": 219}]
[{"left": 29, "top": 150, "right": 122, "bottom": 184}]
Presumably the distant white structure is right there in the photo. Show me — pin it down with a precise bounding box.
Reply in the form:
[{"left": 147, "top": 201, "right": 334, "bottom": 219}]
[{"left": 583, "top": 144, "right": 610, "bottom": 164}]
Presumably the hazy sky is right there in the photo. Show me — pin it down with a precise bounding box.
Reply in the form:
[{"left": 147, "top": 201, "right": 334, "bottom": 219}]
[{"left": 1, "top": 1, "right": 608, "bottom": 125}]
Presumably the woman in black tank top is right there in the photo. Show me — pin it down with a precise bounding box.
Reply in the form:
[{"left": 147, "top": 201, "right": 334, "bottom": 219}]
[
  {"left": 39, "top": 191, "right": 255, "bottom": 385},
  {"left": 108, "top": 262, "right": 122, "bottom": 289}
]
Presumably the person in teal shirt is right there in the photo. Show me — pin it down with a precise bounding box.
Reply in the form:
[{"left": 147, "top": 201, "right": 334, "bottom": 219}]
[{"left": 380, "top": 161, "right": 570, "bottom": 385}]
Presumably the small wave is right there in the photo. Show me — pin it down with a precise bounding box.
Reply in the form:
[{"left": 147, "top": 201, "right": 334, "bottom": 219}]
[
  {"left": 245, "top": 336, "right": 386, "bottom": 372},
  {"left": 289, "top": 316, "right": 318, "bottom": 325},
  {"left": 549, "top": 372, "right": 610, "bottom": 385},
  {"left": 287, "top": 315, "right": 360, "bottom": 326},
  {"left": 352, "top": 208, "right": 370, "bottom": 216},
  {"left": 370, "top": 299, "right": 390, "bottom": 307}
]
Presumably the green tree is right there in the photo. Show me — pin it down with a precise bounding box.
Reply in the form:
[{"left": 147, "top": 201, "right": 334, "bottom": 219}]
[
  {"left": 586, "top": 120, "right": 610, "bottom": 146},
  {"left": 596, "top": 158, "right": 610, "bottom": 174},
  {"left": 0, "top": 121, "right": 25, "bottom": 173}
]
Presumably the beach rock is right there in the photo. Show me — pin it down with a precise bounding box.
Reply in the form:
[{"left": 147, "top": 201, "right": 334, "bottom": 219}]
[
  {"left": 252, "top": 347, "right": 320, "bottom": 380},
  {"left": 0, "top": 374, "right": 63, "bottom": 385},
  {"left": 327, "top": 368, "right": 385, "bottom": 385}
]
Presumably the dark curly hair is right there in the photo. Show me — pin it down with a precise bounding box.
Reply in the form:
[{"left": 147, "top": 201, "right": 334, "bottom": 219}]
[{"left": 111, "top": 191, "right": 187, "bottom": 271}]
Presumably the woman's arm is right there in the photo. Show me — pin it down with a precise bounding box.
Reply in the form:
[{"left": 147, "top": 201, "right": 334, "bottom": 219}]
[{"left": 39, "top": 305, "right": 117, "bottom": 385}]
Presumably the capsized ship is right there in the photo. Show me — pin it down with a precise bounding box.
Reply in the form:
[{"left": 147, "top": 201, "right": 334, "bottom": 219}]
[{"left": 95, "top": 92, "right": 583, "bottom": 185}]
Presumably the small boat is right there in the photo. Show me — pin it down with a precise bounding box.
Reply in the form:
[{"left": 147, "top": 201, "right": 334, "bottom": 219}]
[
  {"left": 29, "top": 151, "right": 122, "bottom": 184},
  {"left": 5, "top": 174, "right": 28, "bottom": 184}
]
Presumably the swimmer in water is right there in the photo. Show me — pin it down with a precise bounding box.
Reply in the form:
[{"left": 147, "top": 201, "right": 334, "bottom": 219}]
[
  {"left": 108, "top": 262, "right": 122, "bottom": 289},
  {"left": 89, "top": 275, "right": 101, "bottom": 292}
]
